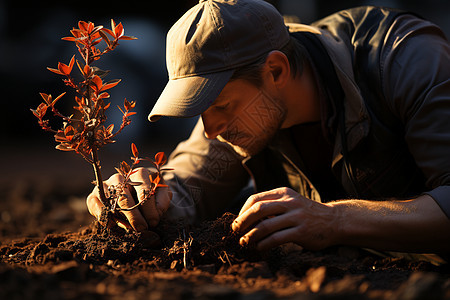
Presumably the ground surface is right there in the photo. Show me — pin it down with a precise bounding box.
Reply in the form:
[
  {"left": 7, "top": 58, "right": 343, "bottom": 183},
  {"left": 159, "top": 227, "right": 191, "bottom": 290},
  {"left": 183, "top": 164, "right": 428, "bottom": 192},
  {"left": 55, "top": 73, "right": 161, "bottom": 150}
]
[{"left": 1, "top": 147, "right": 449, "bottom": 300}]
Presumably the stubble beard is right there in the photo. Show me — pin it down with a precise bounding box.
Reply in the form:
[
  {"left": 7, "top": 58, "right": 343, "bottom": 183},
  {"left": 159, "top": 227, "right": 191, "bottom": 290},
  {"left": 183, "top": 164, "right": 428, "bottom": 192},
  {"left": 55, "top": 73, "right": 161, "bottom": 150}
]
[
  {"left": 217, "top": 90, "right": 286, "bottom": 158},
  {"left": 217, "top": 121, "right": 281, "bottom": 157}
]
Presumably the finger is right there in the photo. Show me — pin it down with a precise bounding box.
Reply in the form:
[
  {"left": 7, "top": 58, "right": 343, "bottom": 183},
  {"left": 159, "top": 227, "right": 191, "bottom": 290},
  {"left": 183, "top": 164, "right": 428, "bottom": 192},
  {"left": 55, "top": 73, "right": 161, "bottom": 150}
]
[
  {"left": 238, "top": 187, "right": 290, "bottom": 216},
  {"left": 142, "top": 185, "right": 172, "bottom": 227},
  {"left": 130, "top": 168, "right": 160, "bottom": 227},
  {"left": 232, "top": 199, "right": 288, "bottom": 233},
  {"left": 139, "top": 193, "right": 159, "bottom": 228},
  {"left": 117, "top": 185, "right": 148, "bottom": 232},
  {"left": 86, "top": 185, "right": 104, "bottom": 220},
  {"left": 239, "top": 213, "right": 294, "bottom": 247},
  {"left": 154, "top": 177, "right": 172, "bottom": 218},
  {"left": 256, "top": 226, "right": 299, "bottom": 251}
]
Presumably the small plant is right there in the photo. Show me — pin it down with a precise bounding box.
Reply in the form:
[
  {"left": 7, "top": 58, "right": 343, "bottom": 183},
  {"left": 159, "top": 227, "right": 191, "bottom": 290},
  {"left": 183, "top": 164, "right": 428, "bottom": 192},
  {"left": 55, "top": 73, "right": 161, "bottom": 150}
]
[{"left": 31, "top": 20, "right": 169, "bottom": 228}]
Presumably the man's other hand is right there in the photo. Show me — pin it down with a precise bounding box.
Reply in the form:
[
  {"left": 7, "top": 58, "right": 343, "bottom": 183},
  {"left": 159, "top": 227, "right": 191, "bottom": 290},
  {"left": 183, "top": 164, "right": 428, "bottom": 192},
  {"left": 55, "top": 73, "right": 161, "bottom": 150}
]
[
  {"left": 231, "top": 187, "right": 338, "bottom": 251},
  {"left": 86, "top": 167, "right": 172, "bottom": 231}
]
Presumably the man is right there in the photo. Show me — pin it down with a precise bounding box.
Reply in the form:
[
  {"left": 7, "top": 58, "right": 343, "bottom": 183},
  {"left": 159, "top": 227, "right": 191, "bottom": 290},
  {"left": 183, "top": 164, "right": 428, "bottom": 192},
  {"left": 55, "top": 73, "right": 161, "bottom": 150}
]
[{"left": 87, "top": 0, "right": 450, "bottom": 254}]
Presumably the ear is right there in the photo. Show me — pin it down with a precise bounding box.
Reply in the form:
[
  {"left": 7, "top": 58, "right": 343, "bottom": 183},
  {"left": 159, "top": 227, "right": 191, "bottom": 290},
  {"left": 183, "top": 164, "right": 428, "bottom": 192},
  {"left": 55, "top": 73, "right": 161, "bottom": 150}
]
[{"left": 263, "top": 50, "right": 291, "bottom": 89}]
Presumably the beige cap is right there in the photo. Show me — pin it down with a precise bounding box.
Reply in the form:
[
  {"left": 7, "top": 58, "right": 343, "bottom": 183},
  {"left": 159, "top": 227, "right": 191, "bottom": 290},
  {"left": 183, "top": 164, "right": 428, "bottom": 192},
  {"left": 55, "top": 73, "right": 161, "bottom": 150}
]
[{"left": 148, "top": 0, "right": 290, "bottom": 122}]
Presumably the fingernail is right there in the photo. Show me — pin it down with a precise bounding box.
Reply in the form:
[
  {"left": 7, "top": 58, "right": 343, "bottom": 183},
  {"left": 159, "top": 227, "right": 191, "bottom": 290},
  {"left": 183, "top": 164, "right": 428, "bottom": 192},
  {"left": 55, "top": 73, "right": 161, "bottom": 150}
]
[
  {"left": 231, "top": 220, "right": 239, "bottom": 232},
  {"left": 239, "top": 236, "right": 248, "bottom": 246}
]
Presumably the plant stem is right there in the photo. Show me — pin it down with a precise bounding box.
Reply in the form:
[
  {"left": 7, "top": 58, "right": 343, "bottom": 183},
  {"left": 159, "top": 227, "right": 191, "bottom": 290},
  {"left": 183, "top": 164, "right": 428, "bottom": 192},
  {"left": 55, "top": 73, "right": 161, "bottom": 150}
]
[{"left": 92, "top": 148, "right": 109, "bottom": 209}]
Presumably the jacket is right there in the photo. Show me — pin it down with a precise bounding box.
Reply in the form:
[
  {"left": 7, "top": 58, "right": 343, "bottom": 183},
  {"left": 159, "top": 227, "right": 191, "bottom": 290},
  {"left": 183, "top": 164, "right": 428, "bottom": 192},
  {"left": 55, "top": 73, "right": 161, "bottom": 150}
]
[{"left": 162, "top": 6, "right": 450, "bottom": 222}]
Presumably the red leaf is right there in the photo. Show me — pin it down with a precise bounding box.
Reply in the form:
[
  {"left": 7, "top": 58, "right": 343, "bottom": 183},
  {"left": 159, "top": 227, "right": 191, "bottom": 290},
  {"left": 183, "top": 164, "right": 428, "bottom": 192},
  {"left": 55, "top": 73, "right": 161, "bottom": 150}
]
[
  {"left": 131, "top": 143, "right": 139, "bottom": 158},
  {"left": 65, "top": 28, "right": 82, "bottom": 41},
  {"left": 76, "top": 60, "right": 84, "bottom": 75},
  {"left": 92, "top": 25, "right": 103, "bottom": 35},
  {"left": 57, "top": 55, "right": 75, "bottom": 76},
  {"left": 98, "top": 30, "right": 112, "bottom": 47},
  {"left": 83, "top": 64, "right": 91, "bottom": 77},
  {"left": 61, "top": 36, "right": 77, "bottom": 42},
  {"left": 154, "top": 152, "right": 167, "bottom": 166},
  {"left": 30, "top": 108, "right": 39, "bottom": 118},
  {"left": 100, "top": 79, "right": 121, "bottom": 92},
  {"left": 120, "top": 161, "right": 131, "bottom": 174},
  {"left": 75, "top": 96, "right": 84, "bottom": 106},
  {"left": 101, "top": 28, "right": 115, "bottom": 38},
  {"left": 150, "top": 173, "right": 161, "bottom": 185},
  {"left": 90, "top": 75, "right": 103, "bottom": 93},
  {"left": 58, "top": 62, "right": 69, "bottom": 75},
  {"left": 87, "top": 22, "right": 94, "bottom": 34},
  {"left": 106, "top": 124, "right": 114, "bottom": 135},
  {"left": 39, "top": 93, "right": 50, "bottom": 104},
  {"left": 68, "top": 55, "right": 75, "bottom": 70},
  {"left": 51, "top": 92, "right": 66, "bottom": 106},
  {"left": 78, "top": 21, "right": 89, "bottom": 32},
  {"left": 64, "top": 125, "right": 75, "bottom": 137},
  {"left": 36, "top": 103, "right": 48, "bottom": 117},
  {"left": 47, "top": 67, "right": 64, "bottom": 75},
  {"left": 115, "top": 167, "right": 125, "bottom": 177},
  {"left": 119, "top": 35, "right": 138, "bottom": 40},
  {"left": 111, "top": 19, "right": 116, "bottom": 33},
  {"left": 114, "top": 22, "right": 124, "bottom": 38},
  {"left": 98, "top": 92, "right": 110, "bottom": 100},
  {"left": 123, "top": 98, "right": 136, "bottom": 111},
  {"left": 56, "top": 144, "right": 74, "bottom": 151}
]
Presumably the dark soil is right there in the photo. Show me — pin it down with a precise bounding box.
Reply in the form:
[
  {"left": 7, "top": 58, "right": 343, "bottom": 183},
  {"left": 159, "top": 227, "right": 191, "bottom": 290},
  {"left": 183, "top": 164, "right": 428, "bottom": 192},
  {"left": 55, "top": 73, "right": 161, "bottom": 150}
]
[
  {"left": 1, "top": 152, "right": 449, "bottom": 299},
  {"left": 2, "top": 212, "right": 450, "bottom": 300}
]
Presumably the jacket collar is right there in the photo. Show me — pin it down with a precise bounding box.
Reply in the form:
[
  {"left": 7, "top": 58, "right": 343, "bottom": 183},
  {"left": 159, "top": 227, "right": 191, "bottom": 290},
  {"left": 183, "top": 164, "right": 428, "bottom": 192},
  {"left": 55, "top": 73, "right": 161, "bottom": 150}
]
[{"left": 286, "top": 23, "right": 370, "bottom": 165}]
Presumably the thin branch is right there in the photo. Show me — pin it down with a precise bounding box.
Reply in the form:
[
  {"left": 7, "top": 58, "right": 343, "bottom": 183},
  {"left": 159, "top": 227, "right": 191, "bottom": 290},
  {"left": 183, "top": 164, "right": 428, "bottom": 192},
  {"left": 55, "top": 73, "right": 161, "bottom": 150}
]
[{"left": 91, "top": 148, "right": 108, "bottom": 208}]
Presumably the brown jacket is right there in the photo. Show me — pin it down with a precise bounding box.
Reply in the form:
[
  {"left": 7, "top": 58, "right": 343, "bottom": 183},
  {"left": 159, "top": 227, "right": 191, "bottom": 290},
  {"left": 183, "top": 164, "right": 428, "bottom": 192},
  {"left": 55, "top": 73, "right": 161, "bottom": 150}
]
[{"left": 162, "top": 7, "right": 450, "bottom": 222}]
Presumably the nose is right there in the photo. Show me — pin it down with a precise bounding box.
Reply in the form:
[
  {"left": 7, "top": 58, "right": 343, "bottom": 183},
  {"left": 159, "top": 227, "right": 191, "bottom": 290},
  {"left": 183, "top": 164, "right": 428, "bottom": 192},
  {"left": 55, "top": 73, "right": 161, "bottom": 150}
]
[{"left": 201, "top": 114, "right": 227, "bottom": 140}]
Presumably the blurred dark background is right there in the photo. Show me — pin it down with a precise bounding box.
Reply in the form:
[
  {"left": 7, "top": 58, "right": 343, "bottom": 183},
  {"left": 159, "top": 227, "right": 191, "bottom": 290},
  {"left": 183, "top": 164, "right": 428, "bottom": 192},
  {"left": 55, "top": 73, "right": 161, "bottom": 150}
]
[{"left": 0, "top": 0, "right": 449, "bottom": 214}]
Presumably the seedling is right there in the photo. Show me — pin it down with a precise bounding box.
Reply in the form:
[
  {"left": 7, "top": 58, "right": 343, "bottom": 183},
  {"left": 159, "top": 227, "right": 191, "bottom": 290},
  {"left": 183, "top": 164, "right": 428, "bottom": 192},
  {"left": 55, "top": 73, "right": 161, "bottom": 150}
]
[{"left": 31, "top": 20, "right": 169, "bottom": 228}]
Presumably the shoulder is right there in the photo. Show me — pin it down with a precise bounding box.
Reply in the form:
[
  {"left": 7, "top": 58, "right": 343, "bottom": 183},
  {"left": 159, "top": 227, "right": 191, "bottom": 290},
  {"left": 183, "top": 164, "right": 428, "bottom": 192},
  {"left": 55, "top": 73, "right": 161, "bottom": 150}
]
[
  {"left": 381, "top": 14, "right": 449, "bottom": 117},
  {"left": 311, "top": 6, "right": 402, "bottom": 37}
]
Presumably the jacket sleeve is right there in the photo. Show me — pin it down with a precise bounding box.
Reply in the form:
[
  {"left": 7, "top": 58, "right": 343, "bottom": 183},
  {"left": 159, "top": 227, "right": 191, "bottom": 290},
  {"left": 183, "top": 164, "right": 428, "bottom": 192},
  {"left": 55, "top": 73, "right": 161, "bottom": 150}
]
[
  {"left": 382, "top": 15, "right": 450, "bottom": 217},
  {"left": 162, "top": 118, "right": 250, "bottom": 223}
]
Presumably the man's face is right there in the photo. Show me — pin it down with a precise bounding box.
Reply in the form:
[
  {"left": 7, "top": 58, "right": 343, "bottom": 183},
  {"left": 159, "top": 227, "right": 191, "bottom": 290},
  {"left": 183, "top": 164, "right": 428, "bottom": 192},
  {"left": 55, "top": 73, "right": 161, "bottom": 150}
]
[{"left": 201, "top": 79, "right": 287, "bottom": 157}]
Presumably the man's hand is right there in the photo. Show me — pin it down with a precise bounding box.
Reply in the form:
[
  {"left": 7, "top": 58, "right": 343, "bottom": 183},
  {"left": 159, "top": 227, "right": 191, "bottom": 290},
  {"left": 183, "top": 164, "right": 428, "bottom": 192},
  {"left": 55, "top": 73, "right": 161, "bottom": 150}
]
[
  {"left": 232, "top": 188, "right": 450, "bottom": 253},
  {"left": 86, "top": 167, "right": 172, "bottom": 231},
  {"left": 231, "top": 187, "right": 338, "bottom": 251}
]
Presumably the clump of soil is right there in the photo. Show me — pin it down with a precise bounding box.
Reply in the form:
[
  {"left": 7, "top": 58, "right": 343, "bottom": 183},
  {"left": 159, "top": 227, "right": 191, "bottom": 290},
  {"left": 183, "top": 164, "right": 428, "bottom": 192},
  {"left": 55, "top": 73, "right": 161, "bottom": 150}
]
[{"left": 157, "top": 213, "right": 261, "bottom": 270}]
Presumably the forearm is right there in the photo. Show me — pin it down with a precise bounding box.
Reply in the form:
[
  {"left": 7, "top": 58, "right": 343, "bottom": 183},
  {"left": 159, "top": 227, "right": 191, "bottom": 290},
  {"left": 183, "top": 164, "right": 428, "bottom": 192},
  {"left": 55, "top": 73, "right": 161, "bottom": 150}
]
[{"left": 329, "top": 195, "right": 450, "bottom": 253}]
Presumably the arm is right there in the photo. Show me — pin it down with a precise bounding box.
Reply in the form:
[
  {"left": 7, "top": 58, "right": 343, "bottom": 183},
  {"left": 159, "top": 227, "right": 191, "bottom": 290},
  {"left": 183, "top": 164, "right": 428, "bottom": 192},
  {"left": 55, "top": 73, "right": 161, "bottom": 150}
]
[
  {"left": 232, "top": 187, "right": 450, "bottom": 253},
  {"left": 329, "top": 195, "right": 450, "bottom": 252}
]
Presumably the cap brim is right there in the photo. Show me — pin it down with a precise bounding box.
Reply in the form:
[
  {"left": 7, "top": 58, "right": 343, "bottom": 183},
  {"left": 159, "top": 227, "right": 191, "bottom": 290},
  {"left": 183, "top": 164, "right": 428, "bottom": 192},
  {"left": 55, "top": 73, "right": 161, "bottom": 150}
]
[{"left": 148, "top": 69, "right": 234, "bottom": 122}]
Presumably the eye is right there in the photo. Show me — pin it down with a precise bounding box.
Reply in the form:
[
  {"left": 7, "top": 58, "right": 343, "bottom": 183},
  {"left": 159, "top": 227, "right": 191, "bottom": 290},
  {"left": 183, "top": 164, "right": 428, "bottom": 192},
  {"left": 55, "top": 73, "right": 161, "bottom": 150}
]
[{"left": 214, "top": 102, "right": 230, "bottom": 111}]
